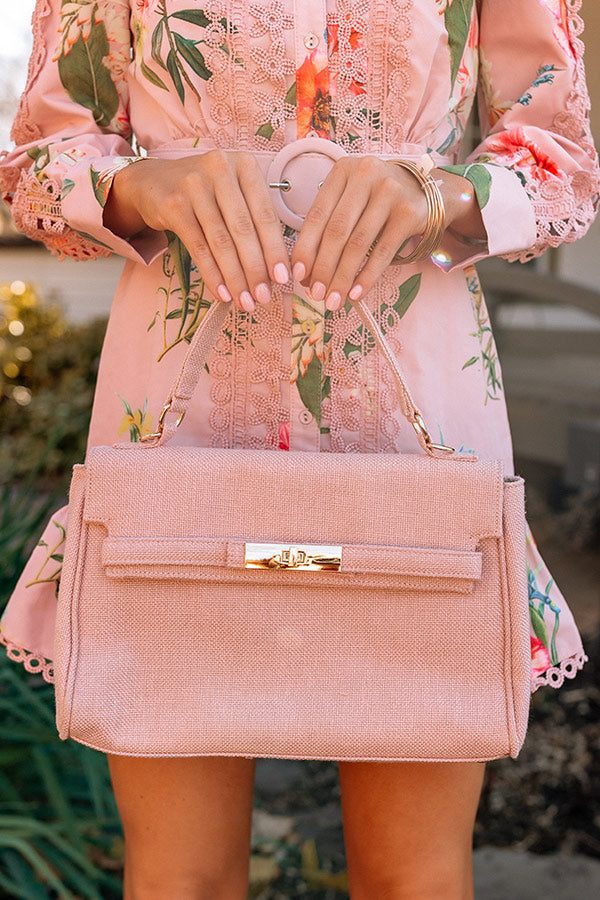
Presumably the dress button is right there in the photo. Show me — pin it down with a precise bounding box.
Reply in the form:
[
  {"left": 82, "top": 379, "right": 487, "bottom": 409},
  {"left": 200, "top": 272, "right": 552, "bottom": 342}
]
[
  {"left": 304, "top": 32, "right": 319, "bottom": 50},
  {"left": 299, "top": 409, "right": 313, "bottom": 424}
]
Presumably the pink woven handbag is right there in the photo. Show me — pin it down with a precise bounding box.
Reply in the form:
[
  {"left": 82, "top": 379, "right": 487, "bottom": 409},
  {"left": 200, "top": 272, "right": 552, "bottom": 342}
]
[{"left": 54, "top": 298, "right": 531, "bottom": 761}]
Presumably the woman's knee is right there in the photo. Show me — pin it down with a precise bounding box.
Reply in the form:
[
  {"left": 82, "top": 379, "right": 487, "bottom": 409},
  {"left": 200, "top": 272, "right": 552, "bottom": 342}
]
[
  {"left": 346, "top": 857, "right": 474, "bottom": 900},
  {"left": 123, "top": 863, "right": 250, "bottom": 900}
]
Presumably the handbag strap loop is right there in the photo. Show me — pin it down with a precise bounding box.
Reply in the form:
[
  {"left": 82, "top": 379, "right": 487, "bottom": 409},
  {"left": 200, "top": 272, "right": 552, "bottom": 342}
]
[{"left": 141, "top": 298, "right": 457, "bottom": 458}]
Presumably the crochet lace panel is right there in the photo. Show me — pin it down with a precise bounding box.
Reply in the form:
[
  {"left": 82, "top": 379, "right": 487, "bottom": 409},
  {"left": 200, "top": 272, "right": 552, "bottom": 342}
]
[
  {"left": 531, "top": 650, "right": 588, "bottom": 693},
  {"left": 502, "top": 0, "right": 600, "bottom": 264},
  {"left": 200, "top": 1, "right": 413, "bottom": 450},
  {"left": 10, "top": 170, "right": 111, "bottom": 261},
  {"left": 10, "top": 0, "right": 52, "bottom": 147},
  {"left": 0, "top": 628, "right": 55, "bottom": 685}
]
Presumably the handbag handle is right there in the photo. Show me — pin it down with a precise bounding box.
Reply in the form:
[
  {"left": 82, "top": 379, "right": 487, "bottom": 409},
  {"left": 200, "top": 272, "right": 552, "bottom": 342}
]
[{"left": 141, "top": 298, "right": 457, "bottom": 458}]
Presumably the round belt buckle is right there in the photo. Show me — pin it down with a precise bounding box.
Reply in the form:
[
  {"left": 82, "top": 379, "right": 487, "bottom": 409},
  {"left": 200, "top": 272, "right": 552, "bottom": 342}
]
[{"left": 266, "top": 137, "right": 347, "bottom": 230}]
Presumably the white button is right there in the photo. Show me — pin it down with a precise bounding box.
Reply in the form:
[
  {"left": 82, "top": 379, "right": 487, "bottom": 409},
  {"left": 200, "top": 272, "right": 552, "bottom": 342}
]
[
  {"left": 299, "top": 409, "right": 313, "bottom": 424},
  {"left": 304, "top": 32, "right": 319, "bottom": 50}
]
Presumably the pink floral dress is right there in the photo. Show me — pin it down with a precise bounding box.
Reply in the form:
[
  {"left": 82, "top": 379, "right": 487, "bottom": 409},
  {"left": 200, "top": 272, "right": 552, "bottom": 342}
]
[{"left": 1, "top": 0, "right": 598, "bottom": 692}]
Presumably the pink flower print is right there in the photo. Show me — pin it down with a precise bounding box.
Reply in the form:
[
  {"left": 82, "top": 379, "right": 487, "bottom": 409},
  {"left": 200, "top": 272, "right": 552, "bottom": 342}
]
[
  {"left": 278, "top": 422, "right": 290, "bottom": 450},
  {"left": 485, "top": 127, "right": 564, "bottom": 183},
  {"left": 531, "top": 637, "right": 552, "bottom": 675}
]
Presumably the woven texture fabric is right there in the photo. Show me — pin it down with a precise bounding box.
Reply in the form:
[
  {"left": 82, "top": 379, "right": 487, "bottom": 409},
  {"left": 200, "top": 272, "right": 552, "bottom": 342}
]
[{"left": 54, "top": 448, "right": 531, "bottom": 761}]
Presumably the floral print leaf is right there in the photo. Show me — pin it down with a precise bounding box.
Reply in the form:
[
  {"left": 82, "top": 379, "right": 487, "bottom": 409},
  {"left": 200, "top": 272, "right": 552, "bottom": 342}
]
[
  {"left": 171, "top": 9, "right": 212, "bottom": 29},
  {"left": 444, "top": 0, "right": 475, "bottom": 89},
  {"left": 166, "top": 230, "right": 192, "bottom": 297},
  {"left": 166, "top": 48, "right": 185, "bottom": 103},
  {"left": 151, "top": 18, "right": 166, "bottom": 69},
  {"left": 140, "top": 58, "right": 169, "bottom": 90},
  {"left": 61, "top": 178, "right": 76, "bottom": 199},
  {"left": 118, "top": 395, "right": 154, "bottom": 442},
  {"left": 90, "top": 167, "right": 107, "bottom": 207},
  {"left": 393, "top": 273, "right": 422, "bottom": 319},
  {"left": 439, "top": 163, "right": 492, "bottom": 209},
  {"left": 173, "top": 33, "right": 211, "bottom": 81},
  {"left": 256, "top": 121, "right": 275, "bottom": 140},
  {"left": 57, "top": 22, "right": 119, "bottom": 130},
  {"left": 296, "top": 353, "right": 324, "bottom": 426},
  {"left": 463, "top": 267, "right": 502, "bottom": 403},
  {"left": 529, "top": 602, "right": 550, "bottom": 647}
]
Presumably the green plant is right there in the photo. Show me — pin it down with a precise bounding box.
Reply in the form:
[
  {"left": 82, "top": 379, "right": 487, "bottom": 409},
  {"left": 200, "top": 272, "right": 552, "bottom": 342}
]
[
  {"left": 0, "top": 280, "right": 107, "bottom": 491},
  {"left": 0, "top": 657, "right": 124, "bottom": 899}
]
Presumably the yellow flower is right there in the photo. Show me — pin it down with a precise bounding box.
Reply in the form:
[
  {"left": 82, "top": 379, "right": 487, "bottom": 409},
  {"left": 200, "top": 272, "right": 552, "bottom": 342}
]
[
  {"left": 118, "top": 406, "right": 154, "bottom": 441},
  {"left": 291, "top": 296, "right": 324, "bottom": 383}
]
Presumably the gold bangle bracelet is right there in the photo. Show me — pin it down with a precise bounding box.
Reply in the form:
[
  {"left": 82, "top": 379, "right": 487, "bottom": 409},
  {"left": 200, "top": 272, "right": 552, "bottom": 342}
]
[{"left": 388, "top": 155, "right": 446, "bottom": 265}]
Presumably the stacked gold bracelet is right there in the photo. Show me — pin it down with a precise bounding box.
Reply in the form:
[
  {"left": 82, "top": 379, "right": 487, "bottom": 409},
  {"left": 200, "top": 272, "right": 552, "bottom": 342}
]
[{"left": 388, "top": 154, "right": 446, "bottom": 265}]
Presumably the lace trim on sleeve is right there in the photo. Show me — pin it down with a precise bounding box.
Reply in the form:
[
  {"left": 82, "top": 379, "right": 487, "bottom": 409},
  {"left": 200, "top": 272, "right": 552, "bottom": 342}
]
[
  {"left": 531, "top": 650, "right": 588, "bottom": 692},
  {"left": 503, "top": 0, "right": 600, "bottom": 263},
  {"left": 11, "top": 0, "right": 52, "bottom": 147},
  {"left": 0, "top": 628, "right": 55, "bottom": 684},
  {"left": 10, "top": 169, "right": 112, "bottom": 261}
]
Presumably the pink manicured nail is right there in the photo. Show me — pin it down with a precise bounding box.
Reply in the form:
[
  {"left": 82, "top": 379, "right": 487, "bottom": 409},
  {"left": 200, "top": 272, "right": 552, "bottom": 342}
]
[
  {"left": 217, "top": 283, "right": 232, "bottom": 302},
  {"left": 348, "top": 284, "right": 363, "bottom": 301},
  {"left": 311, "top": 281, "right": 326, "bottom": 302},
  {"left": 273, "top": 262, "right": 290, "bottom": 284},
  {"left": 292, "top": 261, "right": 306, "bottom": 282},
  {"left": 239, "top": 291, "right": 255, "bottom": 312},
  {"left": 254, "top": 282, "right": 271, "bottom": 305},
  {"left": 325, "top": 291, "right": 342, "bottom": 311}
]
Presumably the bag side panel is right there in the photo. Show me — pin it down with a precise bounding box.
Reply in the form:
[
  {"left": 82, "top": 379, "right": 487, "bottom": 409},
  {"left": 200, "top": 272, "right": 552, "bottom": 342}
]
[
  {"left": 501, "top": 477, "right": 531, "bottom": 756},
  {"left": 54, "top": 465, "right": 88, "bottom": 739}
]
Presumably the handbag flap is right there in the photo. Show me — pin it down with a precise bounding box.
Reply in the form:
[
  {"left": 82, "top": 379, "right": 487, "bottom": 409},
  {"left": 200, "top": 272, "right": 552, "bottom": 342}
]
[{"left": 81, "top": 446, "right": 504, "bottom": 549}]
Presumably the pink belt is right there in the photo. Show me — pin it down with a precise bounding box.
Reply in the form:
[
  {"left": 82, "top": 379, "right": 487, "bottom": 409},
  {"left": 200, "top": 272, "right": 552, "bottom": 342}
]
[{"left": 146, "top": 136, "right": 453, "bottom": 230}]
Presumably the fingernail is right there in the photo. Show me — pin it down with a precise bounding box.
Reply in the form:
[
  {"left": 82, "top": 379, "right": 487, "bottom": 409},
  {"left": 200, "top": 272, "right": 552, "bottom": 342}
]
[
  {"left": 348, "top": 284, "right": 363, "bottom": 301},
  {"left": 325, "top": 291, "right": 342, "bottom": 311},
  {"left": 239, "top": 291, "right": 255, "bottom": 312},
  {"left": 273, "top": 262, "right": 290, "bottom": 284},
  {"left": 254, "top": 282, "right": 271, "bottom": 305},
  {"left": 217, "top": 283, "right": 232, "bottom": 303},
  {"left": 292, "top": 261, "right": 306, "bottom": 282},
  {"left": 310, "top": 281, "right": 326, "bottom": 302}
]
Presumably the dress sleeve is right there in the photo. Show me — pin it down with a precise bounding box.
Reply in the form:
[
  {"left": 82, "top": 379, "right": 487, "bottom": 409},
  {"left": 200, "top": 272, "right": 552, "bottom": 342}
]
[
  {"left": 0, "top": 0, "right": 166, "bottom": 264},
  {"left": 436, "top": 0, "right": 600, "bottom": 273}
]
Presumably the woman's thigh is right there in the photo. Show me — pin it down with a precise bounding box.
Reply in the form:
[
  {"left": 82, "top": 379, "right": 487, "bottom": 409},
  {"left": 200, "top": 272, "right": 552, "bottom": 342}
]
[
  {"left": 338, "top": 759, "right": 485, "bottom": 900},
  {"left": 107, "top": 754, "right": 257, "bottom": 900}
]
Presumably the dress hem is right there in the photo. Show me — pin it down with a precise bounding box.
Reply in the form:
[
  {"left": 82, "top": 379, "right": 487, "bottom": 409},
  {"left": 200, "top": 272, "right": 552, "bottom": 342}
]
[{"left": 0, "top": 629, "right": 55, "bottom": 684}]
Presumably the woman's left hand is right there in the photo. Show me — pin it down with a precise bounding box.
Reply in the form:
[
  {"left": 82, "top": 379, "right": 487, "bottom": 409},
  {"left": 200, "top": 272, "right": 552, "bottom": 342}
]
[{"left": 290, "top": 155, "right": 484, "bottom": 310}]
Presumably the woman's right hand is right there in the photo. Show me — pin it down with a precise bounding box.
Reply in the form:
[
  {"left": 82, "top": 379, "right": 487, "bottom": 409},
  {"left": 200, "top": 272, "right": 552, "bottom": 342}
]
[{"left": 103, "top": 151, "right": 291, "bottom": 312}]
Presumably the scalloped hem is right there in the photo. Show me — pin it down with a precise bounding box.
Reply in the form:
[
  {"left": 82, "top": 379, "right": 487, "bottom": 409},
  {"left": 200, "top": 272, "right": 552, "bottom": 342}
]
[
  {"left": 0, "top": 630, "right": 54, "bottom": 684},
  {"left": 531, "top": 651, "right": 588, "bottom": 693}
]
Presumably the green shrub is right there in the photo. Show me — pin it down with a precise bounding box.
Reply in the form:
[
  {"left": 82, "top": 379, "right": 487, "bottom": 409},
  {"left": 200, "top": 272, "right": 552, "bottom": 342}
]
[{"left": 0, "top": 281, "right": 107, "bottom": 491}]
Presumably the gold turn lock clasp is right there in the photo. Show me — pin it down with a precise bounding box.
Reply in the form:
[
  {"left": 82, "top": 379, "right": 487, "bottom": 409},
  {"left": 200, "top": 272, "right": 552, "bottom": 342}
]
[{"left": 244, "top": 543, "right": 342, "bottom": 571}]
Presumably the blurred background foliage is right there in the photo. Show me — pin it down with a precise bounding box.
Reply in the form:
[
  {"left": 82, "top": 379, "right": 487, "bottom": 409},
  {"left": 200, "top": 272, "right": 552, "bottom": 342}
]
[
  {"left": 0, "top": 280, "right": 106, "bottom": 491},
  {"left": 0, "top": 281, "right": 125, "bottom": 899}
]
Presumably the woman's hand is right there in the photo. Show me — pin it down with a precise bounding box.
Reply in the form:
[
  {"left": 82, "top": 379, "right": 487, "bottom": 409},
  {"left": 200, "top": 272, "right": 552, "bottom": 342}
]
[
  {"left": 103, "top": 151, "right": 291, "bottom": 312},
  {"left": 290, "top": 156, "right": 487, "bottom": 310}
]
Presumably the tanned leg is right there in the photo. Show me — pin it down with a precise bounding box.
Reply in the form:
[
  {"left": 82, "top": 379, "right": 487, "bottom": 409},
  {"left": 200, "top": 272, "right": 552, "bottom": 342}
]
[
  {"left": 338, "top": 760, "right": 485, "bottom": 900},
  {"left": 107, "top": 754, "right": 257, "bottom": 900}
]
